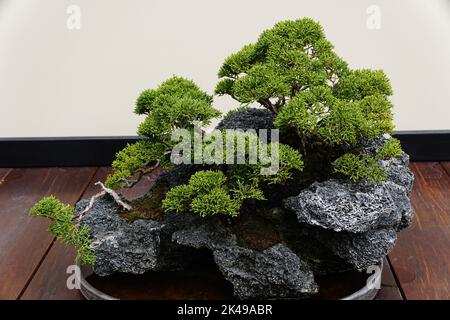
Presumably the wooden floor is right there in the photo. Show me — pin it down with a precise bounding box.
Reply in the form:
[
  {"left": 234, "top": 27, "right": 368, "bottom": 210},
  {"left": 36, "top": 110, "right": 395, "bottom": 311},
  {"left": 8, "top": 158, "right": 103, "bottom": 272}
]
[{"left": 0, "top": 163, "right": 448, "bottom": 300}]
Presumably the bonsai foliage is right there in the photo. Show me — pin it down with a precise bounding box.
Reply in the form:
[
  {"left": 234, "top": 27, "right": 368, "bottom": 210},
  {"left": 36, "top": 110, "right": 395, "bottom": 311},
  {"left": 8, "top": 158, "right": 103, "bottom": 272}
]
[
  {"left": 105, "top": 76, "right": 221, "bottom": 189},
  {"left": 223, "top": 136, "right": 304, "bottom": 186},
  {"left": 216, "top": 18, "right": 401, "bottom": 183},
  {"left": 105, "top": 140, "right": 169, "bottom": 189},
  {"left": 163, "top": 132, "right": 303, "bottom": 217},
  {"left": 30, "top": 196, "right": 95, "bottom": 265},
  {"left": 376, "top": 138, "right": 403, "bottom": 160},
  {"left": 29, "top": 19, "right": 405, "bottom": 266},
  {"left": 216, "top": 18, "right": 349, "bottom": 113},
  {"left": 135, "top": 76, "right": 221, "bottom": 139},
  {"left": 162, "top": 170, "right": 264, "bottom": 217},
  {"left": 332, "top": 153, "right": 386, "bottom": 183}
]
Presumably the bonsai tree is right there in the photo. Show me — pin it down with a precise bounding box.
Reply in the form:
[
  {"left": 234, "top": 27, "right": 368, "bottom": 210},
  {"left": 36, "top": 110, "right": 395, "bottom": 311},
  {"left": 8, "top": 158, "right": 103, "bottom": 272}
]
[
  {"left": 216, "top": 18, "right": 401, "bottom": 183},
  {"left": 30, "top": 75, "right": 303, "bottom": 264},
  {"left": 29, "top": 18, "right": 404, "bottom": 269}
]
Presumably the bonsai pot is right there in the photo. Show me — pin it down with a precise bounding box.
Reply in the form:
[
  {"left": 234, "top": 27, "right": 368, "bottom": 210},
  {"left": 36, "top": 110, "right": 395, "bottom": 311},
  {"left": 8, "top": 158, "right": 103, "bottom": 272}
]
[{"left": 77, "top": 260, "right": 383, "bottom": 300}]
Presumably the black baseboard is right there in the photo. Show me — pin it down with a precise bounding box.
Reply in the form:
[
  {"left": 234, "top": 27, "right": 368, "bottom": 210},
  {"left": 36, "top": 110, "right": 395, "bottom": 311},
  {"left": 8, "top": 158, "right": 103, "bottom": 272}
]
[
  {"left": 0, "top": 137, "right": 140, "bottom": 167},
  {"left": 393, "top": 130, "right": 450, "bottom": 161},
  {"left": 0, "top": 131, "right": 449, "bottom": 167}
]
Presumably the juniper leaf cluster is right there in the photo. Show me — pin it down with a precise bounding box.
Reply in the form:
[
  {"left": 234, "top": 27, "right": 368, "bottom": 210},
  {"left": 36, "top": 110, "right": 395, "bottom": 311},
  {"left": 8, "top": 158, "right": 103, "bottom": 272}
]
[
  {"left": 376, "top": 138, "right": 403, "bottom": 160},
  {"left": 216, "top": 18, "right": 402, "bottom": 183},
  {"left": 30, "top": 196, "right": 95, "bottom": 265},
  {"left": 135, "top": 76, "right": 221, "bottom": 139},
  {"left": 105, "top": 76, "right": 221, "bottom": 189},
  {"left": 162, "top": 170, "right": 265, "bottom": 217},
  {"left": 204, "top": 130, "right": 304, "bottom": 182},
  {"left": 332, "top": 153, "right": 386, "bottom": 183}
]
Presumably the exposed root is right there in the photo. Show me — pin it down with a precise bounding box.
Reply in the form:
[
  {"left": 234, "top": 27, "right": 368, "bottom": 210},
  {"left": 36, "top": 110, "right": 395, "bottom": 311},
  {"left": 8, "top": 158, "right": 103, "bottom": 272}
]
[
  {"left": 96, "top": 182, "right": 132, "bottom": 211},
  {"left": 76, "top": 156, "right": 168, "bottom": 223},
  {"left": 76, "top": 190, "right": 106, "bottom": 224},
  {"left": 77, "top": 182, "right": 132, "bottom": 224}
]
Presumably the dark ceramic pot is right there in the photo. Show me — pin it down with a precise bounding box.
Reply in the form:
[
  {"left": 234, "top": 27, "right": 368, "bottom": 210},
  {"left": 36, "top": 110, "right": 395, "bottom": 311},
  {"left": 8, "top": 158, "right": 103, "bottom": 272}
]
[{"left": 78, "top": 260, "right": 382, "bottom": 300}]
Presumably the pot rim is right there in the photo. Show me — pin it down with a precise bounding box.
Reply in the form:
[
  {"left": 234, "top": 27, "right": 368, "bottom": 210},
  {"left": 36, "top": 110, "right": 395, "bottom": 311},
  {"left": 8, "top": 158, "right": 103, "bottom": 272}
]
[{"left": 77, "top": 260, "right": 382, "bottom": 300}]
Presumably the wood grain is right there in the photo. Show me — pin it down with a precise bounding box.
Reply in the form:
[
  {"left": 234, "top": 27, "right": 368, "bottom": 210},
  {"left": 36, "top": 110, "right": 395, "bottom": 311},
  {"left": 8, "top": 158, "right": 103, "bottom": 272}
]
[
  {"left": 0, "top": 167, "right": 96, "bottom": 299},
  {"left": 389, "top": 162, "right": 450, "bottom": 300},
  {"left": 441, "top": 162, "right": 450, "bottom": 177}
]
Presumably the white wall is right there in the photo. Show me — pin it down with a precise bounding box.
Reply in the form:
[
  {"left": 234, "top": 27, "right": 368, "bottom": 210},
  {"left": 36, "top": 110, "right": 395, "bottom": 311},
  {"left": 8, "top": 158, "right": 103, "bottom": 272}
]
[{"left": 1, "top": 0, "right": 449, "bottom": 137}]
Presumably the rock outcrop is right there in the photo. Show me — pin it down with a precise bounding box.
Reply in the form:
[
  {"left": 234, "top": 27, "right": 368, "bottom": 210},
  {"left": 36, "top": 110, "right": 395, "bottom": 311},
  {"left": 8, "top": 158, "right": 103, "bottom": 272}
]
[
  {"left": 78, "top": 109, "right": 414, "bottom": 298},
  {"left": 284, "top": 134, "right": 414, "bottom": 271},
  {"left": 173, "top": 217, "right": 318, "bottom": 299}
]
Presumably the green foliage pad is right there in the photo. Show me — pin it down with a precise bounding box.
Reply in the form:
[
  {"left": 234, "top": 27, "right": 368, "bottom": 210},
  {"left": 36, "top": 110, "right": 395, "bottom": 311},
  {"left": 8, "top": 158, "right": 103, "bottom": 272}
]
[
  {"left": 105, "top": 76, "right": 221, "bottom": 189},
  {"left": 30, "top": 196, "right": 95, "bottom": 265}
]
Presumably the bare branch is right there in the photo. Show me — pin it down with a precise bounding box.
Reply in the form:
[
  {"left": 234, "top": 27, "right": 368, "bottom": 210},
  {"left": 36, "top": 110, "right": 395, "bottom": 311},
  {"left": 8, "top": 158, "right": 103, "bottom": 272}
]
[
  {"left": 95, "top": 182, "right": 132, "bottom": 211},
  {"left": 258, "top": 98, "right": 278, "bottom": 114},
  {"left": 120, "top": 160, "right": 161, "bottom": 189},
  {"left": 76, "top": 181, "right": 133, "bottom": 225},
  {"left": 76, "top": 190, "right": 106, "bottom": 225}
]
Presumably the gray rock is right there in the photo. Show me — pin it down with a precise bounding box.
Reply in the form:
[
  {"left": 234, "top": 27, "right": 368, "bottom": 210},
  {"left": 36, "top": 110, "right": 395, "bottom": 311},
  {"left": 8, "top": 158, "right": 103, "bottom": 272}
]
[
  {"left": 77, "top": 195, "right": 201, "bottom": 276},
  {"left": 173, "top": 218, "right": 318, "bottom": 299},
  {"left": 284, "top": 179, "right": 407, "bottom": 233},
  {"left": 213, "top": 244, "right": 318, "bottom": 299},
  {"left": 283, "top": 134, "right": 414, "bottom": 271},
  {"left": 172, "top": 216, "right": 237, "bottom": 249},
  {"left": 359, "top": 135, "right": 415, "bottom": 227},
  {"left": 283, "top": 177, "right": 411, "bottom": 270},
  {"left": 356, "top": 133, "right": 391, "bottom": 155},
  {"left": 383, "top": 181, "right": 414, "bottom": 230},
  {"left": 311, "top": 227, "right": 397, "bottom": 271},
  {"left": 216, "top": 108, "right": 275, "bottom": 131},
  {"left": 380, "top": 154, "right": 414, "bottom": 195},
  {"left": 284, "top": 133, "right": 414, "bottom": 235},
  {"left": 358, "top": 134, "right": 414, "bottom": 195},
  {"left": 76, "top": 197, "right": 162, "bottom": 276}
]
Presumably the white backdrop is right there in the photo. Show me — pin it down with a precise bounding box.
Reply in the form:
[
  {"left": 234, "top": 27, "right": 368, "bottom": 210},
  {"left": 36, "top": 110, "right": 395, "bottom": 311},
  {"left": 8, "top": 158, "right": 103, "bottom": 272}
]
[{"left": 1, "top": 0, "right": 450, "bottom": 137}]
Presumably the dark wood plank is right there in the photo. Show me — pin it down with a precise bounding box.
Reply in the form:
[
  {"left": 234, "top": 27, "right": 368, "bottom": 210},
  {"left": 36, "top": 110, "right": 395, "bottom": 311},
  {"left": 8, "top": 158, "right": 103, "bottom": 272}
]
[
  {"left": 20, "top": 167, "right": 161, "bottom": 299},
  {"left": 441, "top": 162, "right": 450, "bottom": 177},
  {"left": 0, "top": 167, "right": 96, "bottom": 299},
  {"left": 389, "top": 162, "right": 450, "bottom": 300},
  {"left": 374, "top": 258, "right": 403, "bottom": 300}
]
